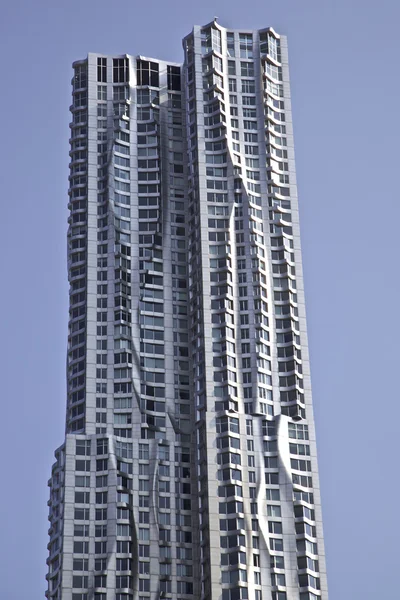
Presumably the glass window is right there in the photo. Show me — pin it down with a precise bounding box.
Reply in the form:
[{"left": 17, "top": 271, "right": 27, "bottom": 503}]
[
  {"left": 212, "top": 28, "right": 222, "bottom": 53},
  {"left": 267, "top": 34, "right": 280, "bottom": 62},
  {"left": 76, "top": 439, "right": 91, "bottom": 456},
  {"left": 113, "top": 86, "right": 129, "bottom": 101},
  {"left": 74, "top": 64, "right": 87, "bottom": 89},
  {"left": 97, "top": 85, "right": 107, "bottom": 100},
  {"left": 242, "top": 80, "right": 255, "bottom": 93},
  {"left": 167, "top": 65, "right": 181, "bottom": 91},
  {"left": 137, "top": 60, "right": 159, "bottom": 87},
  {"left": 270, "top": 537, "right": 284, "bottom": 551},
  {"left": 241, "top": 62, "right": 254, "bottom": 77},
  {"left": 267, "top": 504, "right": 281, "bottom": 517},
  {"left": 97, "top": 57, "right": 106, "bottom": 83},
  {"left": 113, "top": 58, "right": 129, "bottom": 83},
  {"left": 239, "top": 34, "right": 253, "bottom": 58},
  {"left": 201, "top": 28, "right": 212, "bottom": 54},
  {"left": 288, "top": 422, "right": 309, "bottom": 440},
  {"left": 227, "top": 32, "right": 235, "bottom": 57}
]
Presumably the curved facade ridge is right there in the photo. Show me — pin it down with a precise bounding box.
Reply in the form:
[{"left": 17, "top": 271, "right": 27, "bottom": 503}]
[{"left": 46, "top": 20, "right": 328, "bottom": 600}]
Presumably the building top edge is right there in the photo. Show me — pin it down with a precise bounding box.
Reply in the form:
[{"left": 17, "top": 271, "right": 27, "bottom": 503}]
[
  {"left": 182, "top": 20, "right": 281, "bottom": 40},
  {"left": 73, "top": 53, "right": 182, "bottom": 68}
]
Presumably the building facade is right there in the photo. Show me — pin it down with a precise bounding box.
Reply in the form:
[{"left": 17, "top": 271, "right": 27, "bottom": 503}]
[{"left": 46, "top": 19, "right": 328, "bottom": 600}]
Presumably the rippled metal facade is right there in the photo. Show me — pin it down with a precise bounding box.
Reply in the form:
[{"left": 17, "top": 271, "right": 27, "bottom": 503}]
[{"left": 46, "top": 20, "right": 328, "bottom": 600}]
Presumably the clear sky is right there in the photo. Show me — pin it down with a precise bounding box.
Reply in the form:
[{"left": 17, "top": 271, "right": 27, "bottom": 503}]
[{"left": 0, "top": 0, "right": 399, "bottom": 598}]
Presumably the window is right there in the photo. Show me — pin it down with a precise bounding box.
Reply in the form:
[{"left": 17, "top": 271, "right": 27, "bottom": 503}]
[
  {"left": 229, "top": 79, "right": 237, "bottom": 93},
  {"left": 265, "top": 457, "right": 278, "bottom": 469},
  {"left": 227, "top": 32, "right": 235, "bottom": 57},
  {"left": 242, "top": 80, "right": 255, "bottom": 93},
  {"left": 75, "top": 508, "right": 90, "bottom": 520},
  {"left": 270, "top": 537, "right": 284, "bottom": 551},
  {"left": 97, "top": 58, "right": 106, "bottom": 83},
  {"left": 290, "top": 459, "right": 311, "bottom": 472},
  {"left": 167, "top": 65, "right": 181, "bottom": 91},
  {"left": 72, "top": 576, "right": 89, "bottom": 588},
  {"left": 216, "top": 416, "right": 240, "bottom": 434},
  {"left": 117, "top": 524, "right": 130, "bottom": 537},
  {"left": 290, "top": 443, "right": 310, "bottom": 456},
  {"left": 113, "top": 86, "right": 129, "bottom": 101},
  {"left": 239, "top": 34, "right": 253, "bottom": 58},
  {"left": 158, "top": 445, "right": 169, "bottom": 461},
  {"left": 298, "top": 556, "right": 319, "bottom": 572},
  {"left": 264, "top": 440, "right": 277, "bottom": 453},
  {"left": 75, "top": 491, "right": 90, "bottom": 504},
  {"left": 266, "top": 62, "right": 282, "bottom": 81},
  {"left": 159, "top": 512, "right": 170, "bottom": 525},
  {"left": 76, "top": 440, "right": 91, "bottom": 456},
  {"left": 74, "top": 524, "right": 89, "bottom": 537},
  {"left": 201, "top": 28, "right": 212, "bottom": 54},
  {"left": 288, "top": 423, "right": 309, "bottom": 440},
  {"left": 267, "top": 505, "right": 281, "bottom": 517},
  {"left": 266, "top": 489, "right": 280, "bottom": 501},
  {"left": 228, "top": 61, "right": 236, "bottom": 75},
  {"left": 115, "top": 441, "right": 133, "bottom": 459},
  {"left": 96, "top": 459, "right": 107, "bottom": 471},
  {"left": 211, "top": 28, "right": 222, "bottom": 53},
  {"left": 294, "top": 490, "right": 314, "bottom": 504},
  {"left": 97, "top": 439, "right": 108, "bottom": 455},
  {"left": 96, "top": 508, "right": 107, "bottom": 520},
  {"left": 297, "top": 539, "right": 318, "bottom": 555},
  {"left": 73, "top": 559, "right": 89, "bottom": 572},
  {"left": 271, "top": 555, "right": 285, "bottom": 569},
  {"left": 137, "top": 560, "right": 150, "bottom": 574},
  {"left": 266, "top": 79, "right": 284, "bottom": 97},
  {"left": 262, "top": 420, "right": 276, "bottom": 437},
  {"left": 272, "top": 591, "right": 287, "bottom": 600},
  {"left": 96, "top": 475, "right": 108, "bottom": 487},
  {"left": 159, "top": 528, "right": 171, "bottom": 542},
  {"left": 73, "top": 541, "right": 89, "bottom": 554},
  {"left": 117, "top": 575, "right": 133, "bottom": 589},
  {"left": 246, "top": 419, "right": 253, "bottom": 436},
  {"left": 137, "top": 60, "right": 159, "bottom": 87},
  {"left": 241, "top": 62, "right": 254, "bottom": 77},
  {"left": 96, "top": 492, "right": 108, "bottom": 504},
  {"left": 298, "top": 574, "right": 320, "bottom": 590},
  {"left": 97, "top": 85, "right": 107, "bottom": 100},
  {"left": 139, "top": 511, "right": 150, "bottom": 524},
  {"left": 158, "top": 480, "right": 170, "bottom": 493},
  {"left": 268, "top": 521, "right": 282, "bottom": 535},
  {"left": 267, "top": 34, "right": 280, "bottom": 62},
  {"left": 75, "top": 476, "right": 90, "bottom": 488},
  {"left": 138, "top": 544, "right": 149, "bottom": 557},
  {"left": 113, "top": 58, "right": 129, "bottom": 83},
  {"left": 300, "top": 594, "right": 320, "bottom": 600}
]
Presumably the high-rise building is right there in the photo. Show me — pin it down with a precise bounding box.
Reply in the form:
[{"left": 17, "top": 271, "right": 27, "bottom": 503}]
[{"left": 46, "top": 19, "right": 328, "bottom": 600}]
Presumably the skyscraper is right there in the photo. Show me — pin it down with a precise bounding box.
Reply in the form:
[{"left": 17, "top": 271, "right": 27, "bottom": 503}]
[{"left": 46, "top": 19, "right": 328, "bottom": 600}]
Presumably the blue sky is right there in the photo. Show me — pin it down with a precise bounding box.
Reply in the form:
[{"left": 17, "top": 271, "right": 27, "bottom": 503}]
[{"left": 0, "top": 1, "right": 399, "bottom": 598}]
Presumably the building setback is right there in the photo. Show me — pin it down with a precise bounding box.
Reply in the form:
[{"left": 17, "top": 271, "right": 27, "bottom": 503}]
[{"left": 46, "top": 19, "right": 328, "bottom": 600}]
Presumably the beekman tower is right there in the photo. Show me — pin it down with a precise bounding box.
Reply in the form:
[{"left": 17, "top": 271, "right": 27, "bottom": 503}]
[{"left": 46, "top": 19, "right": 328, "bottom": 600}]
